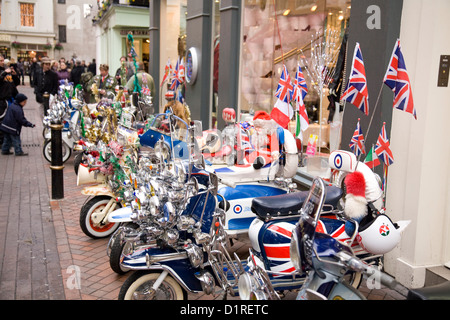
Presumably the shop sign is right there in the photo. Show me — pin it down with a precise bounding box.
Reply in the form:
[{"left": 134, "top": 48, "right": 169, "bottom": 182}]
[
  {"left": 120, "top": 30, "right": 149, "bottom": 36},
  {"left": 0, "top": 34, "right": 11, "bottom": 42}
]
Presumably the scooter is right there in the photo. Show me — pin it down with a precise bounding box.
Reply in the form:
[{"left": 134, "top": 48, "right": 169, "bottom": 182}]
[
  {"left": 42, "top": 98, "right": 83, "bottom": 163},
  {"left": 238, "top": 177, "right": 415, "bottom": 300},
  {"left": 108, "top": 114, "right": 299, "bottom": 236}
]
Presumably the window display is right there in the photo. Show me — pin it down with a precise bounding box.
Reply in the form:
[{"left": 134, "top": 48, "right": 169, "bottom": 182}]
[{"left": 240, "top": 0, "right": 351, "bottom": 155}]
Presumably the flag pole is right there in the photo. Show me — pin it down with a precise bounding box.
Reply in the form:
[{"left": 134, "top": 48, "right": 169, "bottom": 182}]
[{"left": 359, "top": 82, "right": 384, "bottom": 162}]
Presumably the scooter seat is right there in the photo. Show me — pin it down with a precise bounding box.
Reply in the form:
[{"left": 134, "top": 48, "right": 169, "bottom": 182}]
[
  {"left": 251, "top": 185, "right": 343, "bottom": 220},
  {"left": 407, "top": 281, "right": 450, "bottom": 300}
]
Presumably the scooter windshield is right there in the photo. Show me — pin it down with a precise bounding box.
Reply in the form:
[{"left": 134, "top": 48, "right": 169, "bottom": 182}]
[
  {"left": 293, "top": 177, "right": 326, "bottom": 269},
  {"left": 139, "top": 113, "right": 189, "bottom": 160}
]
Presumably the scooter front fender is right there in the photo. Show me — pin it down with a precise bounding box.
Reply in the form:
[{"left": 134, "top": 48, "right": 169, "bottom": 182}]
[
  {"left": 108, "top": 206, "right": 132, "bottom": 223},
  {"left": 121, "top": 246, "right": 204, "bottom": 293}
]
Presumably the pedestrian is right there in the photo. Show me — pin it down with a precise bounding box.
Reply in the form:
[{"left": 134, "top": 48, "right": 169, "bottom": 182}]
[
  {"left": 0, "top": 55, "right": 20, "bottom": 146},
  {"left": 17, "top": 57, "right": 25, "bottom": 85},
  {"left": 70, "top": 59, "right": 85, "bottom": 86},
  {"left": 0, "top": 93, "right": 35, "bottom": 156},
  {"left": 33, "top": 56, "right": 59, "bottom": 117},
  {"left": 57, "top": 61, "right": 70, "bottom": 82},
  {"left": 88, "top": 64, "right": 116, "bottom": 100},
  {"left": 115, "top": 56, "right": 133, "bottom": 87},
  {"left": 88, "top": 58, "right": 96, "bottom": 76},
  {"left": 29, "top": 57, "right": 38, "bottom": 87}
]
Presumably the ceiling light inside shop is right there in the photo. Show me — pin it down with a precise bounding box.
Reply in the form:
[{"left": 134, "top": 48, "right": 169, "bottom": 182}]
[
  {"left": 311, "top": 5, "right": 317, "bottom": 12},
  {"left": 283, "top": 9, "right": 290, "bottom": 16}
]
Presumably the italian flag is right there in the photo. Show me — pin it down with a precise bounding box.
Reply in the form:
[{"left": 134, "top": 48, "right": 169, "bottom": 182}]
[{"left": 364, "top": 146, "right": 380, "bottom": 169}]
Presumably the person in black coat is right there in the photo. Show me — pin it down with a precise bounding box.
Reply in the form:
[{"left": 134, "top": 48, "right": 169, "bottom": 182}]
[
  {"left": 33, "top": 57, "right": 59, "bottom": 116},
  {"left": 70, "top": 59, "right": 85, "bottom": 86},
  {"left": 0, "top": 93, "right": 35, "bottom": 156}
]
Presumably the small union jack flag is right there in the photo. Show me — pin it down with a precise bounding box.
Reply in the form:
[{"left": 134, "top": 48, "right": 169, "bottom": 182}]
[
  {"left": 292, "top": 65, "right": 308, "bottom": 104},
  {"left": 349, "top": 119, "right": 366, "bottom": 157},
  {"left": 275, "top": 65, "right": 294, "bottom": 103},
  {"left": 384, "top": 40, "right": 417, "bottom": 120},
  {"left": 375, "top": 122, "right": 394, "bottom": 166},
  {"left": 141, "top": 86, "right": 151, "bottom": 96},
  {"left": 170, "top": 58, "right": 185, "bottom": 91},
  {"left": 341, "top": 43, "right": 370, "bottom": 115}
]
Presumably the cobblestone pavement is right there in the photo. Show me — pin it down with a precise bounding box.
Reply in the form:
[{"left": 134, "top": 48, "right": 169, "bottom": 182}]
[{"left": 0, "top": 84, "right": 408, "bottom": 301}]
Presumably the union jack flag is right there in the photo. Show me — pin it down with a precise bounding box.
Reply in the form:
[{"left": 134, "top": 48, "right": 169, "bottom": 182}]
[
  {"left": 349, "top": 119, "right": 366, "bottom": 157},
  {"left": 236, "top": 123, "right": 255, "bottom": 164},
  {"left": 275, "top": 65, "right": 294, "bottom": 103},
  {"left": 384, "top": 40, "right": 417, "bottom": 120},
  {"left": 170, "top": 58, "right": 185, "bottom": 91},
  {"left": 292, "top": 65, "right": 308, "bottom": 104},
  {"left": 341, "top": 43, "right": 370, "bottom": 115},
  {"left": 264, "top": 222, "right": 296, "bottom": 275},
  {"left": 375, "top": 122, "right": 394, "bottom": 166}
]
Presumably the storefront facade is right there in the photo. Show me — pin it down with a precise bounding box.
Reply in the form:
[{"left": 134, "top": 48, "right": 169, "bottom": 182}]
[
  {"left": 94, "top": 1, "right": 151, "bottom": 75},
  {"left": 145, "top": 0, "right": 450, "bottom": 288}
]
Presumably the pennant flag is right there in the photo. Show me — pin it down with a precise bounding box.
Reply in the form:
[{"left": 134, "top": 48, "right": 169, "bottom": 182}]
[
  {"left": 160, "top": 59, "right": 172, "bottom": 87},
  {"left": 375, "top": 122, "right": 394, "bottom": 166},
  {"left": 271, "top": 65, "right": 294, "bottom": 129},
  {"left": 349, "top": 118, "right": 366, "bottom": 157},
  {"left": 364, "top": 146, "right": 380, "bottom": 169},
  {"left": 275, "top": 65, "right": 294, "bottom": 103},
  {"left": 341, "top": 43, "right": 370, "bottom": 115},
  {"left": 384, "top": 39, "right": 417, "bottom": 119}
]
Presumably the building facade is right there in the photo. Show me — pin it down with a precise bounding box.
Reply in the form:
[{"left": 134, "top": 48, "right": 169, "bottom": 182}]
[
  {"left": 0, "top": 0, "right": 96, "bottom": 63},
  {"left": 0, "top": 0, "right": 55, "bottom": 60}
]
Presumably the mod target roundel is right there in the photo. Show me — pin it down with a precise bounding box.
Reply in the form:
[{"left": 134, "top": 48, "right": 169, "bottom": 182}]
[
  {"left": 334, "top": 154, "right": 343, "bottom": 169},
  {"left": 233, "top": 205, "right": 242, "bottom": 214}
]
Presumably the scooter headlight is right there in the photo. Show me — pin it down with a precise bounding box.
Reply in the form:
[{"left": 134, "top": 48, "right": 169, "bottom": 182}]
[
  {"left": 290, "top": 229, "right": 302, "bottom": 272},
  {"left": 238, "top": 273, "right": 257, "bottom": 300}
]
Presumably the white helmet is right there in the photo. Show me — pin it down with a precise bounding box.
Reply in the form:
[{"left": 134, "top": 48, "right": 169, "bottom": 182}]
[{"left": 356, "top": 214, "right": 403, "bottom": 255}]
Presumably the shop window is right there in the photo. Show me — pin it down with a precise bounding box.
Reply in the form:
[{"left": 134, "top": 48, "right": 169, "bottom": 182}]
[
  {"left": 20, "top": 2, "right": 35, "bottom": 27},
  {"left": 240, "top": 0, "right": 350, "bottom": 155}
]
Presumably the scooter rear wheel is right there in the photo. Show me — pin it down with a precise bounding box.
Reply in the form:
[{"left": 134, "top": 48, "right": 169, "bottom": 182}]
[
  {"left": 80, "top": 196, "right": 121, "bottom": 239},
  {"left": 119, "top": 271, "right": 187, "bottom": 300}
]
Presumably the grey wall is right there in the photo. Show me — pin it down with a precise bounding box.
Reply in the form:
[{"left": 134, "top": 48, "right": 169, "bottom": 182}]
[
  {"left": 185, "top": 0, "right": 214, "bottom": 129},
  {"left": 216, "top": 0, "right": 242, "bottom": 130}
]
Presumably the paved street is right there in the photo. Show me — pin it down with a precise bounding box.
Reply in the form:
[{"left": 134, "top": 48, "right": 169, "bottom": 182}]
[{"left": 0, "top": 83, "right": 408, "bottom": 301}]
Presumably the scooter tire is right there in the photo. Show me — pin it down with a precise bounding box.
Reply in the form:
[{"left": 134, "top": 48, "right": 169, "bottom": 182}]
[
  {"left": 73, "top": 152, "right": 84, "bottom": 175},
  {"left": 79, "top": 196, "right": 121, "bottom": 239},
  {"left": 43, "top": 140, "right": 72, "bottom": 164},
  {"left": 119, "top": 271, "right": 187, "bottom": 300},
  {"left": 109, "top": 223, "right": 139, "bottom": 275}
]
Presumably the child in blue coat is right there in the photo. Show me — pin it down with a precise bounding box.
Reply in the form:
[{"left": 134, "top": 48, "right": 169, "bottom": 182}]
[{"left": 0, "top": 93, "right": 35, "bottom": 156}]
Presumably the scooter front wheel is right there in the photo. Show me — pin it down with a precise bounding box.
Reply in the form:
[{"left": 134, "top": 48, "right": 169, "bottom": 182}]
[
  {"left": 119, "top": 271, "right": 187, "bottom": 300},
  {"left": 43, "top": 140, "right": 72, "bottom": 163},
  {"left": 80, "top": 196, "right": 121, "bottom": 239}
]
